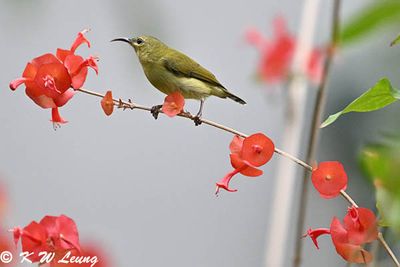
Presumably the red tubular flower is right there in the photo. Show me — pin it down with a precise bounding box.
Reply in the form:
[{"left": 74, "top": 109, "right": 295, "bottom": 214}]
[
  {"left": 11, "top": 214, "right": 81, "bottom": 264},
  {"left": 245, "top": 16, "right": 323, "bottom": 84},
  {"left": 311, "top": 161, "right": 348, "bottom": 199},
  {"left": 10, "top": 30, "right": 97, "bottom": 125},
  {"left": 216, "top": 133, "right": 274, "bottom": 194},
  {"left": 305, "top": 207, "right": 378, "bottom": 264},
  {"left": 162, "top": 91, "right": 185, "bottom": 117},
  {"left": 101, "top": 91, "right": 114, "bottom": 116}
]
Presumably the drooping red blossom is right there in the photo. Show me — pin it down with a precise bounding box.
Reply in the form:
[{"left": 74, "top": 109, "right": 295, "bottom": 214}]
[
  {"left": 305, "top": 207, "right": 378, "bottom": 264},
  {"left": 10, "top": 30, "right": 97, "bottom": 125},
  {"left": 11, "top": 214, "right": 81, "bottom": 264},
  {"left": 101, "top": 91, "right": 114, "bottom": 116},
  {"left": 245, "top": 16, "right": 323, "bottom": 84},
  {"left": 311, "top": 161, "right": 348, "bottom": 199},
  {"left": 330, "top": 217, "right": 373, "bottom": 263},
  {"left": 216, "top": 133, "right": 274, "bottom": 194},
  {"left": 162, "top": 91, "right": 185, "bottom": 117}
]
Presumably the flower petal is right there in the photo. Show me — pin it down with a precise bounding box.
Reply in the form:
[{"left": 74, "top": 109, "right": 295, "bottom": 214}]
[
  {"left": 25, "top": 90, "right": 56, "bottom": 109},
  {"left": 101, "top": 91, "right": 114, "bottom": 116},
  {"left": 10, "top": 227, "right": 22, "bottom": 247},
  {"left": 343, "top": 207, "right": 378, "bottom": 245},
  {"left": 229, "top": 135, "right": 244, "bottom": 155},
  {"left": 241, "top": 133, "right": 275, "bottom": 167},
  {"left": 21, "top": 221, "right": 49, "bottom": 262},
  {"left": 54, "top": 88, "right": 75, "bottom": 107},
  {"left": 162, "top": 91, "right": 185, "bottom": 117},
  {"left": 9, "top": 77, "right": 27, "bottom": 91},
  {"left": 56, "top": 48, "right": 73, "bottom": 63},
  {"left": 70, "top": 29, "right": 91, "bottom": 53},
  {"left": 56, "top": 215, "right": 81, "bottom": 252},
  {"left": 215, "top": 168, "right": 241, "bottom": 195},
  {"left": 51, "top": 108, "right": 68, "bottom": 124},
  {"left": 311, "top": 161, "right": 348, "bottom": 199},
  {"left": 85, "top": 55, "right": 99, "bottom": 75},
  {"left": 230, "top": 154, "right": 263, "bottom": 177},
  {"left": 303, "top": 228, "right": 331, "bottom": 249},
  {"left": 34, "top": 63, "right": 71, "bottom": 97}
]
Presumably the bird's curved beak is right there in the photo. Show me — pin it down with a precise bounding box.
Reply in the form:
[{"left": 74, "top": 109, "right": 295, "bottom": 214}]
[{"left": 110, "top": 37, "right": 132, "bottom": 44}]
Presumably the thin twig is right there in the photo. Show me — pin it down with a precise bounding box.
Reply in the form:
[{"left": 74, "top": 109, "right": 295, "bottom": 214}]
[
  {"left": 293, "top": 1, "right": 341, "bottom": 266},
  {"left": 77, "top": 87, "right": 399, "bottom": 266},
  {"left": 378, "top": 232, "right": 400, "bottom": 267}
]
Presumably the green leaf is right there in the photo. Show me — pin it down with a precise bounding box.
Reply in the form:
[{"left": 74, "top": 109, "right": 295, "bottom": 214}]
[
  {"left": 359, "top": 135, "right": 400, "bottom": 235},
  {"left": 390, "top": 33, "right": 400, "bottom": 46},
  {"left": 376, "top": 185, "right": 400, "bottom": 234},
  {"left": 341, "top": 1, "right": 400, "bottom": 45},
  {"left": 321, "top": 78, "right": 399, "bottom": 128}
]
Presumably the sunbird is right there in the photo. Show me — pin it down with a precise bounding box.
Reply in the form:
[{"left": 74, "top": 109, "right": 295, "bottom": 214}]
[{"left": 111, "top": 36, "right": 246, "bottom": 125}]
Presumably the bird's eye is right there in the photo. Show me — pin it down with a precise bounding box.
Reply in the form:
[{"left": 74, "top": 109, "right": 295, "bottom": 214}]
[{"left": 136, "top": 38, "right": 144, "bottom": 45}]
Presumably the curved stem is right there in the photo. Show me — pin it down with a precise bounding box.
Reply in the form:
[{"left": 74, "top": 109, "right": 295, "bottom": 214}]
[
  {"left": 77, "top": 87, "right": 399, "bottom": 266},
  {"left": 293, "top": 1, "right": 341, "bottom": 266}
]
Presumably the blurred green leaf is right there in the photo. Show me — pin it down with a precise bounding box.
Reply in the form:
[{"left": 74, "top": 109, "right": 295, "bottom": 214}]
[
  {"left": 321, "top": 78, "right": 399, "bottom": 128},
  {"left": 359, "top": 135, "right": 400, "bottom": 234},
  {"left": 341, "top": 1, "right": 400, "bottom": 45},
  {"left": 376, "top": 185, "right": 400, "bottom": 233},
  {"left": 390, "top": 33, "right": 400, "bottom": 46}
]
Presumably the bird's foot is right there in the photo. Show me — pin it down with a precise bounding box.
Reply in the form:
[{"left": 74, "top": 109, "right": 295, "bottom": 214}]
[
  {"left": 193, "top": 112, "right": 203, "bottom": 126},
  {"left": 150, "top": 105, "right": 163, "bottom": 120}
]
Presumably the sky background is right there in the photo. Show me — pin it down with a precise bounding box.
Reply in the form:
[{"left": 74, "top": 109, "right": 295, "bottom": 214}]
[{"left": 1, "top": 0, "right": 399, "bottom": 266}]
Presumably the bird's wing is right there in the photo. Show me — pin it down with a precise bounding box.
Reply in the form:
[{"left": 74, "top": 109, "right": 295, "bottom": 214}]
[{"left": 162, "top": 49, "right": 225, "bottom": 88}]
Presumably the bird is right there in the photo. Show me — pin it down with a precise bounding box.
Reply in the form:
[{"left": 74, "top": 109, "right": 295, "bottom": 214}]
[{"left": 111, "top": 36, "right": 246, "bottom": 125}]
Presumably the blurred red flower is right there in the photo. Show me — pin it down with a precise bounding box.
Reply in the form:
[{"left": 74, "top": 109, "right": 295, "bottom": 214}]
[
  {"left": 11, "top": 214, "right": 80, "bottom": 264},
  {"left": 305, "top": 207, "right": 378, "bottom": 264},
  {"left": 216, "top": 133, "right": 274, "bottom": 194},
  {"left": 245, "top": 16, "right": 323, "bottom": 84},
  {"left": 311, "top": 161, "right": 348, "bottom": 199},
  {"left": 162, "top": 91, "right": 185, "bottom": 117},
  {"left": 101, "top": 91, "right": 114, "bottom": 116},
  {"left": 10, "top": 30, "right": 98, "bottom": 126}
]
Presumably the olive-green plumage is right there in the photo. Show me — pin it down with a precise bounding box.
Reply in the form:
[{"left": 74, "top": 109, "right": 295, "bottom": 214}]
[{"left": 112, "top": 36, "right": 246, "bottom": 108}]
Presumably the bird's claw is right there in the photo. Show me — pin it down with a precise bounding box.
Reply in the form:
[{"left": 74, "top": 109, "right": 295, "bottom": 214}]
[
  {"left": 193, "top": 115, "right": 203, "bottom": 126},
  {"left": 150, "top": 105, "right": 163, "bottom": 120}
]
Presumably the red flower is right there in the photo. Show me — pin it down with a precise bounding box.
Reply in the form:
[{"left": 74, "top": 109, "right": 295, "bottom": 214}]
[
  {"left": 311, "top": 161, "right": 348, "bottom": 199},
  {"left": 11, "top": 214, "right": 81, "bottom": 264},
  {"left": 9, "top": 30, "right": 97, "bottom": 126},
  {"left": 330, "top": 217, "right": 373, "bottom": 263},
  {"left": 101, "top": 91, "right": 114, "bottom": 116},
  {"left": 241, "top": 133, "right": 275, "bottom": 167},
  {"left": 162, "top": 91, "right": 185, "bottom": 117},
  {"left": 245, "top": 16, "right": 323, "bottom": 84},
  {"left": 216, "top": 133, "right": 274, "bottom": 194},
  {"left": 305, "top": 207, "right": 378, "bottom": 264},
  {"left": 56, "top": 30, "right": 98, "bottom": 89},
  {"left": 343, "top": 207, "right": 378, "bottom": 245}
]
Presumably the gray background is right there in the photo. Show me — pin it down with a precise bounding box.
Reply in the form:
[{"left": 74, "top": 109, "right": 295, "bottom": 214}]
[{"left": 1, "top": 0, "right": 399, "bottom": 266}]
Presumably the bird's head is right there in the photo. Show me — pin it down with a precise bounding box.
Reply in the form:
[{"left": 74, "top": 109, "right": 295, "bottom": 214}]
[{"left": 111, "top": 35, "right": 166, "bottom": 61}]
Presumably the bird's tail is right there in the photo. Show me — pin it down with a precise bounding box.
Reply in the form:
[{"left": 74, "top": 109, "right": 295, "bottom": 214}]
[{"left": 225, "top": 91, "right": 246, "bottom": 105}]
